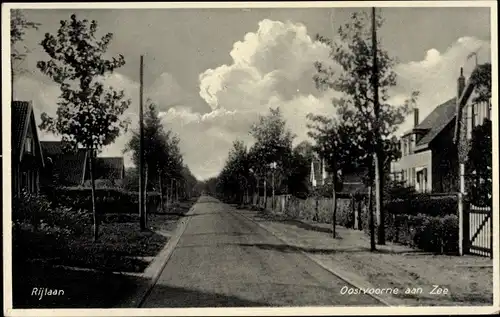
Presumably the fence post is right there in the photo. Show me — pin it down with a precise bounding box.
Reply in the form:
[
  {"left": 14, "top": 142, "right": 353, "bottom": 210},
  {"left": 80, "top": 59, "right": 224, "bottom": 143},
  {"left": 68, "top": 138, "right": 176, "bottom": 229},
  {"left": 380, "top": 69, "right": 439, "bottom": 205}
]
[
  {"left": 458, "top": 163, "right": 466, "bottom": 256},
  {"left": 490, "top": 209, "right": 493, "bottom": 259}
]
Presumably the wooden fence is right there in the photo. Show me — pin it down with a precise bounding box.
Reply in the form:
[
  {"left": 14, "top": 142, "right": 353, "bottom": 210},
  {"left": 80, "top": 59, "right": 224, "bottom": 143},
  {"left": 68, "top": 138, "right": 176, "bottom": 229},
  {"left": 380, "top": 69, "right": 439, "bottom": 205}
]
[{"left": 464, "top": 203, "right": 493, "bottom": 258}]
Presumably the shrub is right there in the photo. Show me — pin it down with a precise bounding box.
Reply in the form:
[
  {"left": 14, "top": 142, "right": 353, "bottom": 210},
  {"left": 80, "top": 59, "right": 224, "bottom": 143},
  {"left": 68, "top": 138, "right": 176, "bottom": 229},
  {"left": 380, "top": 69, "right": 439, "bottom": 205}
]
[
  {"left": 383, "top": 213, "right": 459, "bottom": 254},
  {"left": 45, "top": 187, "right": 162, "bottom": 214},
  {"left": 384, "top": 179, "right": 417, "bottom": 201},
  {"left": 336, "top": 198, "right": 355, "bottom": 228},
  {"left": 385, "top": 193, "right": 458, "bottom": 217},
  {"left": 12, "top": 191, "right": 93, "bottom": 265}
]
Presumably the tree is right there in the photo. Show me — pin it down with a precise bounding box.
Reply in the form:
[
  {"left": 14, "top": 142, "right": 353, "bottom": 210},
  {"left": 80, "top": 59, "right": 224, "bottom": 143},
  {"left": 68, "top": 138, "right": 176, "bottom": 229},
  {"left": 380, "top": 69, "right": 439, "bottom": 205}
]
[
  {"left": 180, "top": 165, "right": 199, "bottom": 200},
  {"left": 307, "top": 115, "right": 364, "bottom": 238},
  {"left": 465, "top": 62, "right": 492, "bottom": 207},
  {"left": 125, "top": 100, "right": 185, "bottom": 213},
  {"left": 217, "top": 140, "right": 250, "bottom": 204},
  {"left": 469, "top": 63, "right": 491, "bottom": 103},
  {"left": 312, "top": 10, "right": 418, "bottom": 246},
  {"left": 10, "top": 9, "right": 40, "bottom": 98},
  {"left": 37, "top": 14, "right": 131, "bottom": 241},
  {"left": 465, "top": 119, "right": 492, "bottom": 207},
  {"left": 288, "top": 141, "right": 315, "bottom": 199},
  {"left": 249, "top": 107, "right": 296, "bottom": 204}
]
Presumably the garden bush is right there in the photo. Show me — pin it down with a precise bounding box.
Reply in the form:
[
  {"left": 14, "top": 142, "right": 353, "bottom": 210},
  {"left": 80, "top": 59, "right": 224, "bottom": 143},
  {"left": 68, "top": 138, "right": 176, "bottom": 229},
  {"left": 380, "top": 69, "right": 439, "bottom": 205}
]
[
  {"left": 12, "top": 191, "right": 91, "bottom": 237},
  {"left": 44, "top": 187, "right": 162, "bottom": 214},
  {"left": 12, "top": 191, "right": 92, "bottom": 265},
  {"left": 385, "top": 193, "right": 458, "bottom": 217},
  {"left": 383, "top": 213, "right": 459, "bottom": 254}
]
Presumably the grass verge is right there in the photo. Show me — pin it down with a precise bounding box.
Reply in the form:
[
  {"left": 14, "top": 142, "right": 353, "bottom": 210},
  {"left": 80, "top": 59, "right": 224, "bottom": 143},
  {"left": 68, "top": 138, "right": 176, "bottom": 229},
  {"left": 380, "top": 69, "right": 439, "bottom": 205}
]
[{"left": 12, "top": 197, "right": 199, "bottom": 308}]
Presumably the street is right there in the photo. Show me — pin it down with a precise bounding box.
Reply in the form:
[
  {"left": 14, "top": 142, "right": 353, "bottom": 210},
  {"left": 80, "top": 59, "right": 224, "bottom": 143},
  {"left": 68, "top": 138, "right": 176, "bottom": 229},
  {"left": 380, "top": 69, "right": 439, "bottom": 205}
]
[{"left": 140, "top": 196, "right": 383, "bottom": 307}]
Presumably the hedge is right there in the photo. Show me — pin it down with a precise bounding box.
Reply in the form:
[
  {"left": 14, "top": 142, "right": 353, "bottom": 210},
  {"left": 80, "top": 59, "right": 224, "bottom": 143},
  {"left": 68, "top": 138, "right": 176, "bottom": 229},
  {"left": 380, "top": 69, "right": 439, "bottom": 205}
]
[
  {"left": 42, "top": 187, "right": 163, "bottom": 214},
  {"left": 255, "top": 193, "right": 460, "bottom": 254},
  {"left": 383, "top": 213, "right": 459, "bottom": 254},
  {"left": 385, "top": 194, "right": 458, "bottom": 217},
  {"left": 357, "top": 196, "right": 459, "bottom": 254}
]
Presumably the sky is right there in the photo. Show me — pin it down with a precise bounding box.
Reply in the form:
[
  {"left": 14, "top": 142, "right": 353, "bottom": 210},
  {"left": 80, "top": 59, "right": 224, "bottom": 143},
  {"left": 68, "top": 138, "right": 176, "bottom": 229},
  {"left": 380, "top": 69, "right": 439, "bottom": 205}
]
[{"left": 12, "top": 6, "right": 492, "bottom": 180}]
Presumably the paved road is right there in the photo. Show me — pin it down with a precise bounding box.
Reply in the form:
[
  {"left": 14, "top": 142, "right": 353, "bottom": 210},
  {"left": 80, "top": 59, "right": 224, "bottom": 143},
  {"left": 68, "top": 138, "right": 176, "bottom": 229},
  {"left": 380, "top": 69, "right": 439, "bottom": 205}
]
[{"left": 141, "top": 196, "right": 382, "bottom": 307}]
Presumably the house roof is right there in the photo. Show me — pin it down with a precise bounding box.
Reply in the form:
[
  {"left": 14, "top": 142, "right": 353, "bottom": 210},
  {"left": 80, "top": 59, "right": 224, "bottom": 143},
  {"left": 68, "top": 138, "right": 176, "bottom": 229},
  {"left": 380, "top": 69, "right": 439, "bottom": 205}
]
[
  {"left": 41, "top": 141, "right": 64, "bottom": 156},
  {"left": 12, "top": 101, "right": 30, "bottom": 157},
  {"left": 12, "top": 101, "right": 44, "bottom": 166},
  {"left": 309, "top": 158, "right": 327, "bottom": 184},
  {"left": 41, "top": 141, "right": 87, "bottom": 185},
  {"left": 92, "top": 157, "right": 125, "bottom": 180},
  {"left": 413, "top": 98, "right": 457, "bottom": 150}
]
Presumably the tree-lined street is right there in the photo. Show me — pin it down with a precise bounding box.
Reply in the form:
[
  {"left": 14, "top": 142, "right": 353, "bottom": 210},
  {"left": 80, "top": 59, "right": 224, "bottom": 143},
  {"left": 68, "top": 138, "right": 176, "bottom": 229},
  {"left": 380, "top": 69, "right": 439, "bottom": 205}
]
[
  {"left": 7, "top": 4, "right": 494, "bottom": 312},
  {"left": 141, "top": 195, "right": 382, "bottom": 307}
]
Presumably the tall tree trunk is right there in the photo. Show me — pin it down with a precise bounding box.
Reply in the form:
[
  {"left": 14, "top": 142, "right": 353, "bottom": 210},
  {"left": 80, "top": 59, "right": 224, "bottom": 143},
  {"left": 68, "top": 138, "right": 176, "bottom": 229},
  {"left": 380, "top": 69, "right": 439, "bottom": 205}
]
[
  {"left": 372, "top": 7, "right": 385, "bottom": 245},
  {"left": 144, "top": 163, "right": 148, "bottom": 228},
  {"left": 331, "top": 166, "right": 337, "bottom": 239},
  {"left": 368, "top": 169, "right": 376, "bottom": 251},
  {"left": 89, "top": 149, "right": 99, "bottom": 242},
  {"left": 264, "top": 177, "right": 267, "bottom": 209},
  {"left": 369, "top": 184, "right": 376, "bottom": 251},
  {"left": 272, "top": 171, "right": 275, "bottom": 210},
  {"left": 175, "top": 179, "right": 178, "bottom": 202},
  {"left": 314, "top": 198, "right": 319, "bottom": 222},
  {"left": 256, "top": 177, "right": 260, "bottom": 206},
  {"left": 167, "top": 180, "right": 171, "bottom": 210},
  {"left": 245, "top": 180, "right": 249, "bottom": 205},
  {"left": 158, "top": 169, "right": 164, "bottom": 213},
  {"left": 375, "top": 152, "right": 385, "bottom": 244},
  {"left": 170, "top": 178, "right": 174, "bottom": 204}
]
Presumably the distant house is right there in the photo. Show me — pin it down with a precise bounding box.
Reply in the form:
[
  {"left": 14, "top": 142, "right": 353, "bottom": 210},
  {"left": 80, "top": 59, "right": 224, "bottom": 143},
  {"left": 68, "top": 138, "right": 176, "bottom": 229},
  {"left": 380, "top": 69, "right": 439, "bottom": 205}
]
[
  {"left": 41, "top": 141, "right": 125, "bottom": 188},
  {"left": 84, "top": 157, "right": 125, "bottom": 187},
  {"left": 309, "top": 157, "right": 366, "bottom": 194},
  {"left": 12, "top": 101, "right": 45, "bottom": 197},
  {"left": 390, "top": 91, "right": 460, "bottom": 193},
  {"left": 41, "top": 141, "right": 88, "bottom": 187},
  {"left": 309, "top": 157, "right": 328, "bottom": 188}
]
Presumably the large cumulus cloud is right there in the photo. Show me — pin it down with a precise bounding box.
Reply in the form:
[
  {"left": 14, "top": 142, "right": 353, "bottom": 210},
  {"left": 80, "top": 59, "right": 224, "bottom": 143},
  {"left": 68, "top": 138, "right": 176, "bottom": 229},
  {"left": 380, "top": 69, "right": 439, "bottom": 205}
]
[
  {"left": 14, "top": 18, "right": 491, "bottom": 180},
  {"left": 393, "top": 36, "right": 490, "bottom": 134}
]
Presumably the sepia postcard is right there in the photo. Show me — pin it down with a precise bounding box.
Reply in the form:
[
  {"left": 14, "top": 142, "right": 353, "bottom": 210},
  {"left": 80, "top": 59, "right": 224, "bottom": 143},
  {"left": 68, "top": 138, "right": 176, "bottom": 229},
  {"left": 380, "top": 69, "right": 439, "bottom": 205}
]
[{"left": 2, "top": 1, "right": 498, "bottom": 316}]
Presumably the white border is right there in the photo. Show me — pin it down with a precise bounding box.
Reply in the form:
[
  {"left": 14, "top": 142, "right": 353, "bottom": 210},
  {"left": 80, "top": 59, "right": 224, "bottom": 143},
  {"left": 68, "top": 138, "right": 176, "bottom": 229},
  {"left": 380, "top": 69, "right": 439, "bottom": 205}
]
[{"left": 2, "top": 1, "right": 498, "bottom": 316}]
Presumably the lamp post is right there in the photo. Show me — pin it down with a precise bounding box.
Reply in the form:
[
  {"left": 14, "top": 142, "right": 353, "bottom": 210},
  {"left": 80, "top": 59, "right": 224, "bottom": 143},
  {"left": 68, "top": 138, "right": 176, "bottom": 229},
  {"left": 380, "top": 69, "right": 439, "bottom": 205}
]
[{"left": 270, "top": 162, "right": 277, "bottom": 210}]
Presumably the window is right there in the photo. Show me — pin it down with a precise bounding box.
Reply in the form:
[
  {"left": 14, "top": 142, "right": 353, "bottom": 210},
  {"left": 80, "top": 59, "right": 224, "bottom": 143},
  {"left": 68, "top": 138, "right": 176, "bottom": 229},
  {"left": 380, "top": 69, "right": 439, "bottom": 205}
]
[
  {"left": 466, "top": 103, "right": 473, "bottom": 139},
  {"left": 472, "top": 103, "right": 479, "bottom": 128},
  {"left": 422, "top": 168, "right": 428, "bottom": 192},
  {"left": 25, "top": 136, "right": 33, "bottom": 153},
  {"left": 410, "top": 134, "right": 417, "bottom": 153},
  {"left": 416, "top": 171, "right": 421, "bottom": 192}
]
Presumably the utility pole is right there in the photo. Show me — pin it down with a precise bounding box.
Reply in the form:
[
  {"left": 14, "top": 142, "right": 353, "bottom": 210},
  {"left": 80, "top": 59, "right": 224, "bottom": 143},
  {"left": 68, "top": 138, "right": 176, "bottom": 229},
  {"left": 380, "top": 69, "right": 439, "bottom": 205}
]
[
  {"left": 139, "top": 55, "right": 146, "bottom": 230},
  {"left": 372, "top": 7, "right": 385, "bottom": 245}
]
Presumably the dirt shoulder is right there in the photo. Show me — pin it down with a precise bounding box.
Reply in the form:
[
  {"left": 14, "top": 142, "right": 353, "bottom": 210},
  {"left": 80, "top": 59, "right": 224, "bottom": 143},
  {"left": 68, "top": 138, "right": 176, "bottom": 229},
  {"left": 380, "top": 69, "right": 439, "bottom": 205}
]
[{"left": 237, "top": 208, "right": 493, "bottom": 306}]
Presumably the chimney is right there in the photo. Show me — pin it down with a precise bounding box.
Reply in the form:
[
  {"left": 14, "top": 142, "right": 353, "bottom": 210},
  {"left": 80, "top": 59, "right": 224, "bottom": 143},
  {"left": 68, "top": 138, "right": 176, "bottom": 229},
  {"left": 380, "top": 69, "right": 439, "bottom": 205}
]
[
  {"left": 457, "top": 67, "right": 465, "bottom": 99},
  {"left": 413, "top": 108, "right": 419, "bottom": 127}
]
